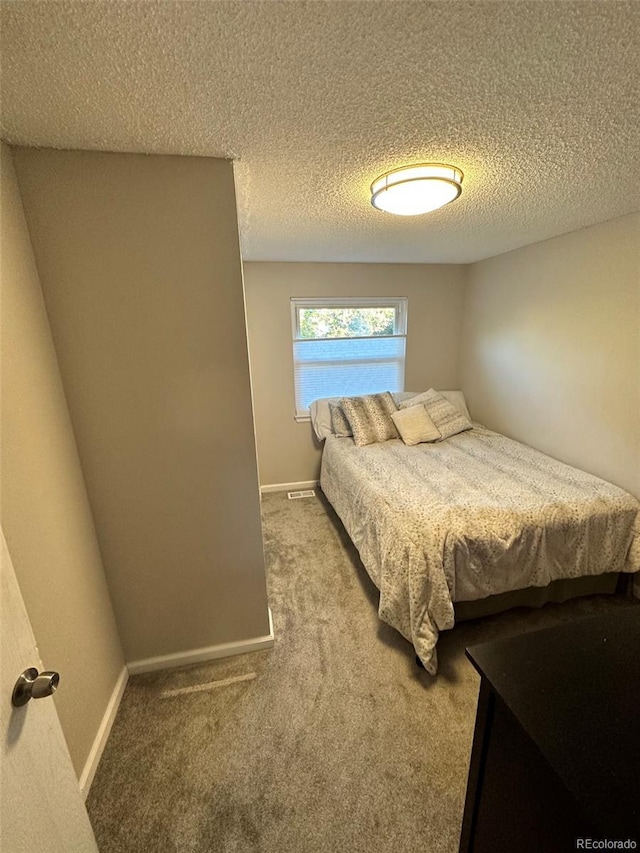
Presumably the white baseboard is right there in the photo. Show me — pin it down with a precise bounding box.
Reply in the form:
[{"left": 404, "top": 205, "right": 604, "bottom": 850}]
[
  {"left": 126, "top": 607, "right": 275, "bottom": 676},
  {"left": 260, "top": 480, "right": 318, "bottom": 494},
  {"left": 79, "top": 665, "right": 129, "bottom": 799},
  {"left": 77, "top": 611, "right": 275, "bottom": 797}
]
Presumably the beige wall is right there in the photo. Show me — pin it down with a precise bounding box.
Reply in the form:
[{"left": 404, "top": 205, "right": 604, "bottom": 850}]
[
  {"left": 13, "top": 148, "right": 270, "bottom": 662},
  {"left": 460, "top": 213, "right": 640, "bottom": 497},
  {"left": 0, "top": 142, "right": 125, "bottom": 777},
  {"left": 244, "top": 262, "right": 467, "bottom": 485}
]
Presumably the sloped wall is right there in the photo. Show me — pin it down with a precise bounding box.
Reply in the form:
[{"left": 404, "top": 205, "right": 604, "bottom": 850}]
[{"left": 1, "top": 141, "right": 124, "bottom": 776}]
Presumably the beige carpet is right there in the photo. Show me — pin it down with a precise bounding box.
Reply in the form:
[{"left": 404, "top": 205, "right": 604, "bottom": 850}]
[{"left": 86, "top": 490, "right": 637, "bottom": 852}]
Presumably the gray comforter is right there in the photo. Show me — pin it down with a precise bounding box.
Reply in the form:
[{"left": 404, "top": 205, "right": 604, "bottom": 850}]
[{"left": 320, "top": 425, "right": 640, "bottom": 674}]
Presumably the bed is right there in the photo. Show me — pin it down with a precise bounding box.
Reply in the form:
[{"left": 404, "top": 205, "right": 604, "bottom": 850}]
[{"left": 315, "top": 392, "right": 640, "bottom": 674}]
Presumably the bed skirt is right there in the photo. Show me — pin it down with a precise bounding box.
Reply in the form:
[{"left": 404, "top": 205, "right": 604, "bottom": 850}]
[{"left": 454, "top": 572, "right": 622, "bottom": 621}]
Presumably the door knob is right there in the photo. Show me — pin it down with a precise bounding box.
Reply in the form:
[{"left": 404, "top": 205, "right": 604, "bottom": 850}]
[{"left": 12, "top": 667, "right": 60, "bottom": 708}]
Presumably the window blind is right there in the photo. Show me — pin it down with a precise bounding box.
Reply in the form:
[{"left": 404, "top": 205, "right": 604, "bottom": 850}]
[{"left": 293, "top": 334, "right": 406, "bottom": 417}]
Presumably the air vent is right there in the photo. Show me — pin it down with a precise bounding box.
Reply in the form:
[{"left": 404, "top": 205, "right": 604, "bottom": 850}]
[{"left": 287, "top": 490, "right": 316, "bottom": 500}]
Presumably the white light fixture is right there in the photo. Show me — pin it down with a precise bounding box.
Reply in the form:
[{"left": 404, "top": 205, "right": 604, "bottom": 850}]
[{"left": 370, "top": 163, "right": 463, "bottom": 216}]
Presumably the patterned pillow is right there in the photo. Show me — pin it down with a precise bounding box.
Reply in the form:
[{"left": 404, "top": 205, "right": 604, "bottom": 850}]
[
  {"left": 399, "top": 389, "right": 470, "bottom": 418},
  {"left": 391, "top": 405, "right": 441, "bottom": 445},
  {"left": 398, "top": 390, "right": 435, "bottom": 410},
  {"left": 400, "top": 388, "right": 472, "bottom": 441},
  {"left": 340, "top": 392, "right": 399, "bottom": 447},
  {"left": 329, "top": 401, "right": 353, "bottom": 438}
]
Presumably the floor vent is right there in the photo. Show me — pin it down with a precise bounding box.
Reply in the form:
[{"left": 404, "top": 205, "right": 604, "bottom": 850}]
[{"left": 287, "top": 489, "right": 316, "bottom": 500}]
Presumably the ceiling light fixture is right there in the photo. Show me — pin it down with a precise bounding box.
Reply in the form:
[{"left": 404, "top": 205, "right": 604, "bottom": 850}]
[{"left": 370, "top": 163, "right": 463, "bottom": 216}]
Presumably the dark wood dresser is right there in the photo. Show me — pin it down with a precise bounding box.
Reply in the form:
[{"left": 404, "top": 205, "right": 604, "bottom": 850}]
[{"left": 459, "top": 606, "right": 640, "bottom": 852}]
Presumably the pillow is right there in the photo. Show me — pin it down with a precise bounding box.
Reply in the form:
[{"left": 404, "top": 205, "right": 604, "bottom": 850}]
[
  {"left": 340, "top": 392, "right": 399, "bottom": 447},
  {"left": 308, "top": 390, "right": 464, "bottom": 441},
  {"left": 439, "top": 390, "right": 471, "bottom": 421},
  {"left": 309, "top": 393, "right": 408, "bottom": 441},
  {"left": 309, "top": 397, "right": 343, "bottom": 440},
  {"left": 399, "top": 390, "right": 436, "bottom": 410},
  {"left": 391, "top": 405, "right": 441, "bottom": 446},
  {"left": 400, "top": 388, "right": 472, "bottom": 441},
  {"left": 328, "top": 401, "right": 353, "bottom": 437},
  {"left": 392, "top": 391, "right": 422, "bottom": 405},
  {"left": 399, "top": 389, "right": 471, "bottom": 420}
]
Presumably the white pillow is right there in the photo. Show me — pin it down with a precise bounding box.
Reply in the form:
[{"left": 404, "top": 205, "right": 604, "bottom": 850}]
[
  {"left": 438, "top": 391, "right": 471, "bottom": 420},
  {"left": 391, "top": 405, "right": 441, "bottom": 445},
  {"left": 400, "top": 389, "right": 471, "bottom": 420},
  {"left": 309, "top": 397, "right": 342, "bottom": 440},
  {"left": 439, "top": 390, "right": 471, "bottom": 421},
  {"left": 392, "top": 391, "right": 422, "bottom": 405},
  {"left": 400, "top": 389, "right": 472, "bottom": 441}
]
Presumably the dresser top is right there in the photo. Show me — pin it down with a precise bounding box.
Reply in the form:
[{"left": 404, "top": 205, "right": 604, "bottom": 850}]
[{"left": 466, "top": 605, "right": 640, "bottom": 835}]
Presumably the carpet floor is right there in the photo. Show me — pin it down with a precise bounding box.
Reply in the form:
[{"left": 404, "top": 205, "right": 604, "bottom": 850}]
[{"left": 86, "top": 490, "right": 637, "bottom": 853}]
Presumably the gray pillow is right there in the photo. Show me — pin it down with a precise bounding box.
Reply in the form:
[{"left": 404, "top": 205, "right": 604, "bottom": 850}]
[
  {"left": 340, "top": 392, "right": 399, "bottom": 447},
  {"left": 328, "top": 401, "right": 353, "bottom": 437}
]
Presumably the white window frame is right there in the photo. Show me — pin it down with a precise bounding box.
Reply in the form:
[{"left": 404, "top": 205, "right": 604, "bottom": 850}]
[{"left": 291, "top": 296, "right": 408, "bottom": 420}]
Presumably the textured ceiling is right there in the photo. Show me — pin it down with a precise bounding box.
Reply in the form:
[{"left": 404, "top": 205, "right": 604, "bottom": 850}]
[{"left": 1, "top": 0, "right": 639, "bottom": 263}]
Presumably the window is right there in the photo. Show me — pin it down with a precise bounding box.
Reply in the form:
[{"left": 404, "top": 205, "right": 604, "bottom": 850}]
[{"left": 291, "top": 297, "right": 407, "bottom": 419}]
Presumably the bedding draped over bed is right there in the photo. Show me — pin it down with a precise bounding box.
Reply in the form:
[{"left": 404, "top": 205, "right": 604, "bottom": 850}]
[{"left": 320, "top": 425, "right": 640, "bottom": 674}]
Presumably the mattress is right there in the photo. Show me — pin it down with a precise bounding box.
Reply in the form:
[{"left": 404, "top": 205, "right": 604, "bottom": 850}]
[{"left": 320, "top": 424, "right": 640, "bottom": 673}]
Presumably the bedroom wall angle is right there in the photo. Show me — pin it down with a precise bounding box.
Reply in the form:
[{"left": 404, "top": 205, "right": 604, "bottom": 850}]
[
  {"left": 460, "top": 212, "right": 640, "bottom": 498},
  {"left": 11, "top": 146, "right": 272, "bottom": 666}
]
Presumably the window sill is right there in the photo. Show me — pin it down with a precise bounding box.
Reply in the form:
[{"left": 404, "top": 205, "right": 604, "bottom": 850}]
[{"left": 294, "top": 415, "right": 311, "bottom": 423}]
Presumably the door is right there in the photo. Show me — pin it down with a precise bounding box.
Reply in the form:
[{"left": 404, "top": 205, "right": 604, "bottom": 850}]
[{"left": 0, "top": 529, "right": 99, "bottom": 853}]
